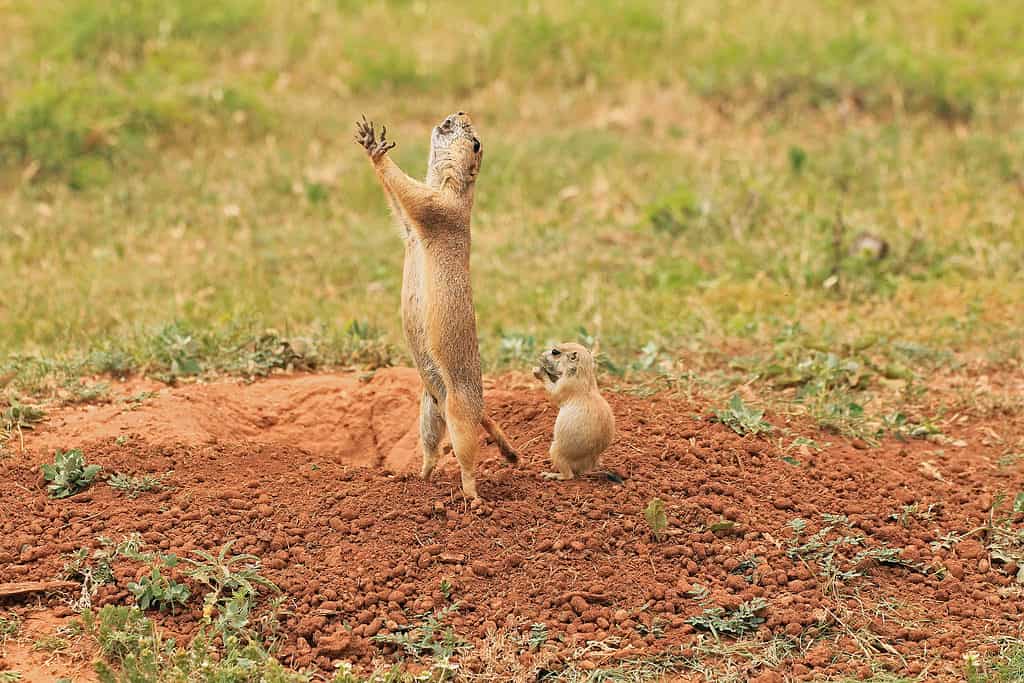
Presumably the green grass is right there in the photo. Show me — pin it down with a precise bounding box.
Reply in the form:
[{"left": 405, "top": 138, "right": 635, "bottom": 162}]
[{"left": 1, "top": 2, "right": 1022, "bottom": 431}]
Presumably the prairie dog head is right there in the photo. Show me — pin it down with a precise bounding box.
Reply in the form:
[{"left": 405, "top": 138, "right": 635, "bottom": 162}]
[
  {"left": 427, "top": 111, "right": 482, "bottom": 194},
  {"left": 536, "top": 342, "right": 598, "bottom": 394}
]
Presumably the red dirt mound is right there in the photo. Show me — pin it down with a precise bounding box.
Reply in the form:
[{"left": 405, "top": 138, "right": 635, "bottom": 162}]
[
  {"left": 32, "top": 368, "right": 429, "bottom": 472},
  {"left": 2, "top": 370, "right": 1023, "bottom": 679}
]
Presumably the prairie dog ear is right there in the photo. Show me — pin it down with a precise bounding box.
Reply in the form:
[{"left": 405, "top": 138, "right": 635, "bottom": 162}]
[{"left": 569, "top": 351, "right": 578, "bottom": 361}]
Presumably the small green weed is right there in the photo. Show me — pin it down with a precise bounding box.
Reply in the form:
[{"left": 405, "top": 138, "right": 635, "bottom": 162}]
[
  {"left": 1, "top": 400, "right": 45, "bottom": 431},
  {"left": 715, "top": 395, "right": 772, "bottom": 436},
  {"left": 636, "top": 616, "right": 667, "bottom": 639},
  {"left": 63, "top": 534, "right": 147, "bottom": 609},
  {"left": 643, "top": 497, "right": 668, "bottom": 541},
  {"left": 128, "top": 563, "right": 190, "bottom": 613},
  {"left": 32, "top": 635, "right": 69, "bottom": 653},
  {"left": 686, "top": 583, "right": 709, "bottom": 600},
  {"left": 686, "top": 598, "right": 767, "bottom": 637},
  {"left": 42, "top": 448, "right": 102, "bottom": 498},
  {"left": 107, "top": 471, "right": 171, "bottom": 497},
  {"left": 998, "top": 453, "right": 1024, "bottom": 469},
  {"left": 81, "top": 603, "right": 306, "bottom": 683},
  {"left": 786, "top": 515, "right": 918, "bottom": 588},
  {"left": 889, "top": 503, "right": 938, "bottom": 528},
  {"left": 119, "top": 391, "right": 156, "bottom": 409},
  {"left": 0, "top": 672, "right": 22, "bottom": 682},
  {"left": 184, "top": 540, "right": 278, "bottom": 616},
  {"left": 373, "top": 604, "right": 465, "bottom": 660},
  {"left": 150, "top": 323, "right": 203, "bottom": 383},
  {"left": 944, "top": 493, "right": 1024, "bottom": 584},
  {"left": 498, "top": 333, "right": 536, "bottom": 364},
  {"left": 647, "top": 186, "right": 703, "bottom": 239},
  {"left": 964, "top": 639, "right": 1024, "bottom": 682},
  {"left": 882, "top": 412, "right": 943, "bottom": 440},
  {"left": 88, "top": 350, "right": 134, "bottom": 379},
  {"left": 61, "top": 380, "right": 110, "bottom": 404},
  {"left": 218, "top": 331, "right": 319, "bottom": 379},
  {"left": 0, "top": 399, "right": 45, "bottom": 453},
  {"left": 527, "top": 622, "right": 548, "bottom": 650},
  {"left": 0, "top": 612, "right": 20, "bottom": 643}
]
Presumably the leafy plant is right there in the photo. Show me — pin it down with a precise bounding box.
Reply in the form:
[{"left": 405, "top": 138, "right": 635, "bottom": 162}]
[
  {"left": 647, "top": 186, "right": 703, "bottom": 239},
  {"left": 686, "top": 598, "right": 768, "bottom": 637},
  {"left": 1, "top": 400, "right": 44, "bottom": 432},
  {"left": 889, "top": 503, "right": 938, "bottom": 528},
  {"left": 128, "top": 565, "right": 190, "bottom": 612},
  {"left": 644, "top": 497, "right": 668, "bottom": 541},
  {"left": 81, "top": 602, "right": 306, "bottom": 683},
  {"left": 220, "top": 331, "right": 318, "bottom": 379},
  {"left": 527, "top": 622, "right": 548, "bottom": 650},
  {"left": 787, "top": 515, "right": 918, "bottom": 586},
  {"left": 883, "top": 412, "right": 943, "bottom": 440},
  {"left": 498, "top": 333, "right": 536, "bottom": 364},
  {"left": 107, "top": 471, "right": 171, "bottom": 498},
  {"left": 63, "top": 535, "right": 149, "bottom": 610},
  {"left": 0, "top": 672, "right": 23, "bottom": 682},
  {"left": 715, "top": 395, "right": 772, "bottom": 436},
  {"left": 150, "top": 323, "right": 203, "bottom": 382},
  {"left": 32, "top": 635, "right": 69, "bottom": 653},
  {"left": 88, "top": 349, "right": 134, "bottom": 379},
  {"left": 944, "top": 493, "right": 1024, "bottom": 585},
  {"left": 120, "top": 391, "right": 156, "bottom": 409},
  {"left": 42, "top": 448, "right": 102, "bottom": 498},
  {"left": 373, "top": 604, "right": 465, "bottom": 660},
  {"left": 62, "top": 380, "right": 110, "bottom": 404},
  {"left": 184, "top": 540, "right": 278, "bottom": 618},
  {"left": 1, "top": 399, "right": 44, "bottom": 453},
  {"left": 0, "top": 612, "right": 20, "bottom": 644},
  {"left": 788, "top": 145, "right": 807, "bottom": 173},
  {"left": 964, "top": 640, "right": 1024, "bottom": 683}
]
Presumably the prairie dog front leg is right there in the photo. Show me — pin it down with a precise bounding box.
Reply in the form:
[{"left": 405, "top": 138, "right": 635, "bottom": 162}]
[{"left": 355, "top": 117, "right": 444, "bottom": 229}]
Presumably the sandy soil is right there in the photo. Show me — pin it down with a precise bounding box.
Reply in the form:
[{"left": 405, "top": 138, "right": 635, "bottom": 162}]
[{"left": 1, "top": 368, "right": 1023, "bottom": 680}]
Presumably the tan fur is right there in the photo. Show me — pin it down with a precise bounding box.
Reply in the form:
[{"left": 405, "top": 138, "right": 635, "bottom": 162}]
[
  {"left": 355, "top": 113, "right": 517, "bottom": 500},
  {"left": 533, "top": 343, "right": 615, "bottom": 480}
]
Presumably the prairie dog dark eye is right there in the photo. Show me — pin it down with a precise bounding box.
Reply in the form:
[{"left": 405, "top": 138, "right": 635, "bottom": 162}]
[
  {"left": 550, "top": 348, "right": 561, "bottom": 356},
  {"left": 472, "top": 137, "right": 481, "bottom": 153}
]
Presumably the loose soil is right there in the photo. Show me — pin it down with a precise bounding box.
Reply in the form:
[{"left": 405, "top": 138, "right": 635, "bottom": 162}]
[{"left": 2, "top": 368, "right": 1023, "bottom": 681}]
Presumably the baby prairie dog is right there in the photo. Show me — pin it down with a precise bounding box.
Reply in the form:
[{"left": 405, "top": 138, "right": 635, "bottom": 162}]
[{"left": 533, "top": 343, "right": 618, "bottom": 482}]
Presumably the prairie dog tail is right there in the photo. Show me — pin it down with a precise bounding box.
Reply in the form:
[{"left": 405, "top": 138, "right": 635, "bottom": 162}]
[
  {"left": 481, "top": 414, "right": 518, "bottom": 464},
  {"left": 601, "top": 470, "right": 625, "bottom": 484},
  {"left": 581, "top": 469, "right": 625, "bottom": 484}
]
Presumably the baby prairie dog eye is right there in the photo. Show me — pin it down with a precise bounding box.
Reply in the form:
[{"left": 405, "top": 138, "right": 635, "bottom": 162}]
[
  {"left": 472, "top": 137, "right": 481, "bottom": 153},
  {"left": 550, "top": 348, "right": 561, "bottom": 356}
]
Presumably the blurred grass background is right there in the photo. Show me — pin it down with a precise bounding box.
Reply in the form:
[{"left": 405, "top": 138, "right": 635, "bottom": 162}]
[{"left": 1, "top": 0, "right": 1022, "bottom": 400}]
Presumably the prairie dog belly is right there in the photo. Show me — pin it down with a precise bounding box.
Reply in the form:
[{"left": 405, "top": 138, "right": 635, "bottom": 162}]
[{"left": 554, "top": 396, "right": 615, "bottom": 469}]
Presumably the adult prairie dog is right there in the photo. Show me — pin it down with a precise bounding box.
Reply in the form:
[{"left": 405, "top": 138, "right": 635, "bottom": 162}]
[
  {"left": 533, "top": 343, "right": 618, "bottom": 481},
  {"left": 355, "top": 113, "right": 518, "bottom": 501}
]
